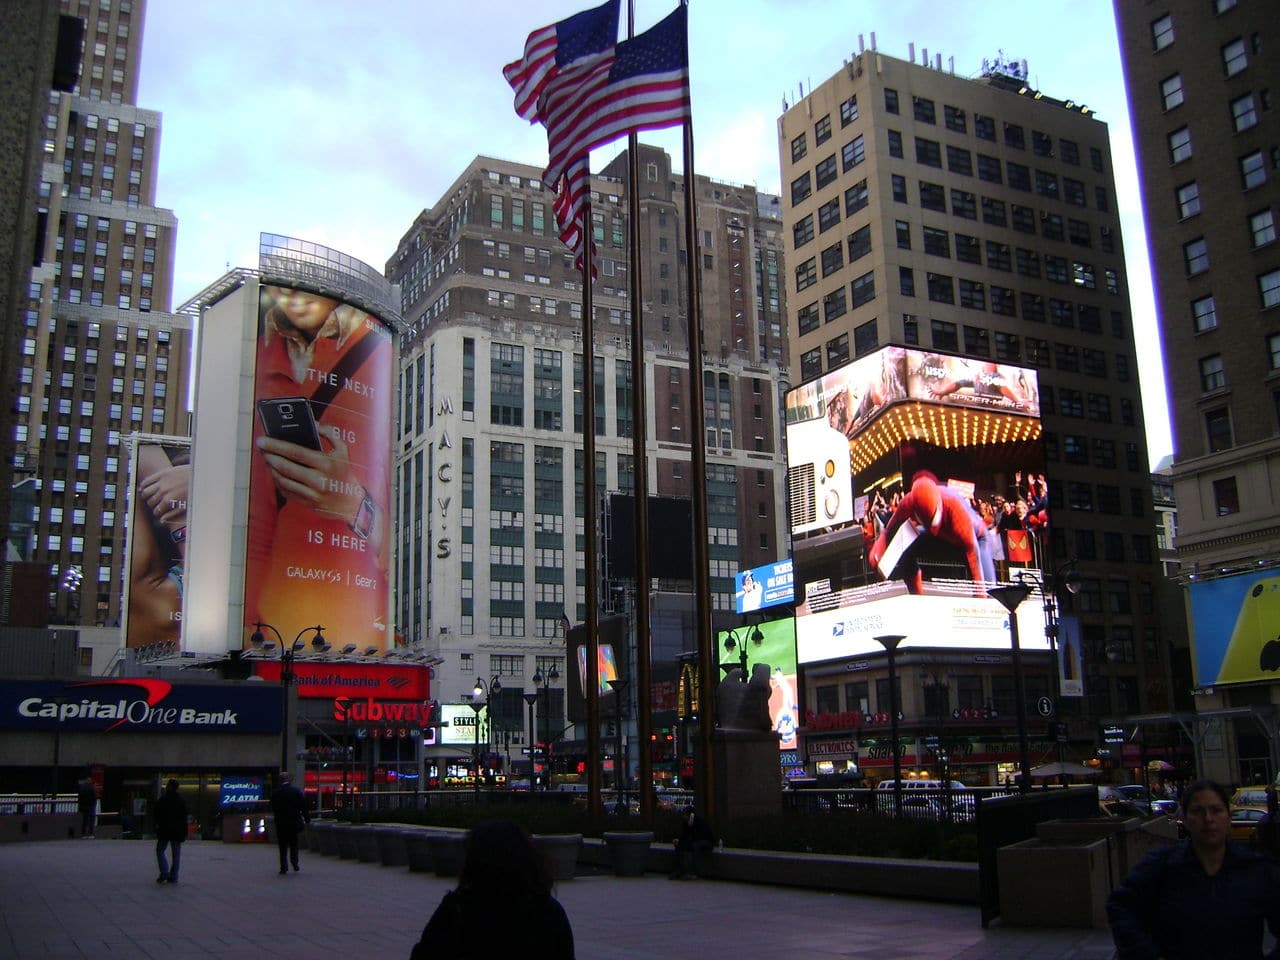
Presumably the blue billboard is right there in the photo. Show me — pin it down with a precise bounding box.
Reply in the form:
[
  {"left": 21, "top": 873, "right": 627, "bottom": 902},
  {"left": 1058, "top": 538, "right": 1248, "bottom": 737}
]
[
  {"left": 734, "top": 559, "right": 795, "bottom": 614},
  {"left": 0, "top": 678, "right": 282, "bottom": 734}
]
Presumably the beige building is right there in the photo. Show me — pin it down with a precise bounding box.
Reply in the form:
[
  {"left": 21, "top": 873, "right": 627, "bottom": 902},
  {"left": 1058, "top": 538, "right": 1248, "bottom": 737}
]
[
  {"left": 1116, "top": 1, "right": 1279, "bottom": 783},
  {"left": 0, "top": 0, "right": 192, "bottom": 651},
  {"left": 778, "top": 48, "right": 1172, "bottom": 772}
]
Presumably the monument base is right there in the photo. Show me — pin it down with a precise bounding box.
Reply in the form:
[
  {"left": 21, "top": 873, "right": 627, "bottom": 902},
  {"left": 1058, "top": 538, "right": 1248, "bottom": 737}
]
[{"left": 712, "top": 728, "right": 782, "bottom": 825}]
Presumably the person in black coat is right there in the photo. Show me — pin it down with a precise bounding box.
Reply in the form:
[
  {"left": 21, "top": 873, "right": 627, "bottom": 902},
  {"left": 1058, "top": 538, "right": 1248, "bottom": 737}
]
[
  {"left": 153, "top": 779, "right": 188, "bottom": 884},
  {"left": 410, "top": 820, "right": 573, "bottom": 960},
  {"left": 269, "top": 772, "right": 310, "bottom": 874},
  {"left": 671, "top": 806, "right": 716, "bottom": 879}
]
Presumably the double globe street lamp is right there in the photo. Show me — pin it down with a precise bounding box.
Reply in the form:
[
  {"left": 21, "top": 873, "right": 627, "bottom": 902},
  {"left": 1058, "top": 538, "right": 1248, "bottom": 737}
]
[
  {"left": 251, "top": 622, "right": 329, "bottom": 776},
  {"left": 471, "top": 675, "right": 501, "bottom": 798},
  {"left": 532, "top": 664, "right": 559, "bottom": 791}
]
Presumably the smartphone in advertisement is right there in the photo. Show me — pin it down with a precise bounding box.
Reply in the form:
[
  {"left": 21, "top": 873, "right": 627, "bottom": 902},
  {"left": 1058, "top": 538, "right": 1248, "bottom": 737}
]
[
  {"left": 256, "top": 397, "right": 322, "bottom": 451},
  {"left": 1217, "top": 577, "right": 1280, "bottom": 684}
]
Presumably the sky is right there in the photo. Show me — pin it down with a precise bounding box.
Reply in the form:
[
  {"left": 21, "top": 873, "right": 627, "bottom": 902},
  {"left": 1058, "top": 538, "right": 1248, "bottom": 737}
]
[{"left": 137, "top": 0, "right": 1173, "bottom": 464}]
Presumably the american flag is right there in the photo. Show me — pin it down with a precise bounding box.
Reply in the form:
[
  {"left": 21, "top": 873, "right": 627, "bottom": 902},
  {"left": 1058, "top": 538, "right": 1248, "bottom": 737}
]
[
  {"left": 551, "top": 157, "right": 598, "bottom": 276},
  {"left": 560, "top": 610, "right": 573, "bottom": 639},
  {"left": 541, "top": 3, "right": 690, "bottom": 189},
  {"left": 502, "top": 0, "right": 620, "bottom": 124}
]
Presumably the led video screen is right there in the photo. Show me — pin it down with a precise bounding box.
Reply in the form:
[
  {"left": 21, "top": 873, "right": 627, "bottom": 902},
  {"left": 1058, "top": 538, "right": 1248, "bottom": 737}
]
[{"left": 1189, "top": 570, "right": 1280, "bottom": 687}]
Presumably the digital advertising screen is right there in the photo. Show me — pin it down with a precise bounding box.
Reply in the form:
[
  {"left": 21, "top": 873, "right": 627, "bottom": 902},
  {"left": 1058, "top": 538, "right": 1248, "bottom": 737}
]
[
  {"left": 125, "top": 436, "right": 191, "bottom": 648},
  {"left": 717, "top": 617, "right": 799, "bottom": 750},
  {"left": 786, "top": 346, "right": 1051, "bottom": 662},
  {"left": 567, "top": 615, "right": 626, "bottom": 723},
  {"left": 734, "top": 558, "right": 794, "bottom": 614},
  {"left": 1188, "top": 570, "right": 1280, "bottom": 687},
  {"left": 243, "top": 284, "right": 394, "bottom": 653}
]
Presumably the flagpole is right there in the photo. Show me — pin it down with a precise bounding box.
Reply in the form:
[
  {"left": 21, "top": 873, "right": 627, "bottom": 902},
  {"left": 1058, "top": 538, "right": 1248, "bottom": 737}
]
[
  {"left": 581, "top": 195, "right": 603, "bottom": 818},
  {"left": 680, "top": 117, "right": 716, "bottom": 824},
  {"left": 625, "top": 0, "right": 655, "bottom": 826}
]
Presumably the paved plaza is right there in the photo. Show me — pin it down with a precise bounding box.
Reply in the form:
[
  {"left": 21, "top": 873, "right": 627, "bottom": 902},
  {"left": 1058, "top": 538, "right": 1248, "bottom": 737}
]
[{"left": 0, "top": 836, "right": 1121, "bottom": 959}]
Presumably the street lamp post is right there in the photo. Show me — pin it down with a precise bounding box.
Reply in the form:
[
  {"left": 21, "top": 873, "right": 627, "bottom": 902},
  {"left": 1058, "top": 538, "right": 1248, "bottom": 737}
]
[
  {"left": 722, "top": 625, "right": 764, "bottom": 680},
  {"left": 532, "top": 664, "right": 559, "bottom": 791},
  {"left": 523, "top": 693, "right": 539, "bottom": 788},
  {"left": 471, "top": 675, "right": 501, "bottom": 800},
  {"left": 874, "top": 635, "right": 906, "bottom": 819},
  {"left": 607, "top": 678, "right": 628, "bottom": 812},
  {"left": 251, "top": 622, "right": 329, "bottom": 777},
  {"left": 987, "top": 585, "right": 1034, "bottom": 791}
]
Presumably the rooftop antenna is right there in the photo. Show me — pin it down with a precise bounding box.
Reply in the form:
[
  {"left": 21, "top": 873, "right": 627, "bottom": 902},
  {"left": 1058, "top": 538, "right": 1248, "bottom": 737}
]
[
  {"left": 923, "top": 47, "right": 929, "bottom": 67},
  {"left": 858, "top": 33, "right": 865, "bottom": 54},
  {"left": 909, "top": 42, "right": 915, "bottom": 63},
  {"left": 935, "top": 53, "right": 942, "bottom": 70},
  {"left": 870, "top": 31, "right": 876, "bottom": 50}
]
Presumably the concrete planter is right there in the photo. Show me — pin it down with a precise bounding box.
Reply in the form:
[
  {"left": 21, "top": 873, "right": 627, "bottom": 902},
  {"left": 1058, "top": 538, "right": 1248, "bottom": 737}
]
[
  {"left": 353, "top": 825, "right": 380, "bottom": 863},
  {"left": 305, "top": 821, "right": 324, "bottom": 853},
  {"left": 316, "top": 821, "right": 342, "bottom": 856},
  {"left": 532, "top": 833, "right": 583, "bottom": 882},
  {"left": 374, "top": 826, "right": 409, "bottom": 866},
  {"left": 429, "top": 832, "right": 467, "bottom": 877},
  {"left": 334, "top": 824, "right": 361, "bottom": 859},
  {"left": 603, "top": 831, "right": 654, "bottom": 877},
  {"left": 403, "top": 830, "right": 435, "bottom": 872}
]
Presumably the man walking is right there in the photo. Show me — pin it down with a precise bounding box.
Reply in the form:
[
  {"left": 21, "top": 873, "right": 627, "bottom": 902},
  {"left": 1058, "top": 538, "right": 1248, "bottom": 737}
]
[
  {"left": 153, "top": 779, "right": 188, "bottom": 884},
  {"left": 270, "top": 772, "right": 310, "bottom": 875},
  {"left": 76, "top": 775, "right": 97, "bottom": 838}
]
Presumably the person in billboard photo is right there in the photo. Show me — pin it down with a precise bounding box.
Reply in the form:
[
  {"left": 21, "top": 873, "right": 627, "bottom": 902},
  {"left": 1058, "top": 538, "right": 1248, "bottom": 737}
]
[
  {"left": 866, "top": 471, "right": 995, "bottom": 595},
  {"left": 825, "top": 348, "right": 908, "bottom": 440},
  {"left": 128, "top": 442, "right": 190, "bottom": 645},
  {"left": 922, "top": 358, "right": 1036, "bottom": 413},
  {"left": 737, "top": 569, "right": 764, "bottom": 612},
  {"left": 246, "top": 284, "right": 392, "bottom": 649}
]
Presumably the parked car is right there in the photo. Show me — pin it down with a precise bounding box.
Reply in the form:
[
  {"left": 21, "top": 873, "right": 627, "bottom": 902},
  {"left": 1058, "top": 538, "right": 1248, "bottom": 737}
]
[
  {"left": 1114, "top": 784, "right": 1178, "bottom": 816},
  {"left": 1230, "top": 806, "right": 1269, "bottom": 841},
  {"left": 1230, "top": 785, "right": 1273, "bottom": 812}
]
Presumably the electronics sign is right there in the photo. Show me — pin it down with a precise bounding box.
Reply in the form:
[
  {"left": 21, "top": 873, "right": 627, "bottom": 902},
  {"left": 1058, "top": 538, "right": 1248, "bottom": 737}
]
[
  {"left": 1188, "top": 570, "right": 1280, "bottom": 687},
  {"left": 716, "top": 617, "right": 799, "bottom": 750},
  {"left": 244, "top": 285, "right": 394, "bottom": 654},
  {"left": 734, "top": 559, "right": 794, "bottom": 614}
]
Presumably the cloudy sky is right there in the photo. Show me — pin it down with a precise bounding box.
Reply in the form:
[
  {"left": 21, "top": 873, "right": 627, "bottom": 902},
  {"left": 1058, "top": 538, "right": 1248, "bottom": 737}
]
[{"left": 138, "top": 0, "right": 1171, "bottom": 462}]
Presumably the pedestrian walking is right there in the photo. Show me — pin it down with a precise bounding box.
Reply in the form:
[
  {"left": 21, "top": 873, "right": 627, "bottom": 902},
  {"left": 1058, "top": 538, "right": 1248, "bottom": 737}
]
[
  {"left": 152, "top": 779, "right": 188, "bottom": 884},
  {"left": 76, "top": 775, "right": 97, "bottom": 838},
  {"left": 269, "top": 772, "right": 310, "bottom": 875}
]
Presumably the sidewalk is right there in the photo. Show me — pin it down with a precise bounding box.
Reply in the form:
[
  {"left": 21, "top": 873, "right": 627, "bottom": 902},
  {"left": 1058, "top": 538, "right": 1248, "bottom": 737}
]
[{"left": 0, "top": 837, "right": 1120, "bottom": 959}]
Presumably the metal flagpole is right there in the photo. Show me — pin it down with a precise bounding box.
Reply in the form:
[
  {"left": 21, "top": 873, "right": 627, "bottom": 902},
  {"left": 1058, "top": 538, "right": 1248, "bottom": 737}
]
[
  {"left": 625, "top": 0, "right": 655, "bottom": 826},
  {"left": 582, "top": 196, "right": 603, "bottom": 818}
]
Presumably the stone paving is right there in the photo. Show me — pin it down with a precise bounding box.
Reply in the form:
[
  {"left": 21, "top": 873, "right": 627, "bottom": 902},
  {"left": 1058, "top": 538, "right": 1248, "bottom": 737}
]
[{"left": 0, "top": 836, "right": 1122, "bottom": 959}]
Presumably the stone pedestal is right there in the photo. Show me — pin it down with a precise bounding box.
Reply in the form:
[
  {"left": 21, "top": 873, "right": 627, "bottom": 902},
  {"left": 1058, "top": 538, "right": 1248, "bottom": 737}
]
[
  {"left": 712, "top": 728, "right": 782, "bottom": 825},
  {"left": 602, "top": 831, "right": 654, "bottom": 877}
]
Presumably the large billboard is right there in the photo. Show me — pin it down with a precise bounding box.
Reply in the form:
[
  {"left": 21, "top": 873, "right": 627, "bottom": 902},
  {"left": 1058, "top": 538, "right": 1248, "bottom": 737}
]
[
  {"left": 785, "top": 346, "right": 1050, "bottom": 660},
  {"left": 244, "top": 285, "right": 394, "bottom": 652},
  {"left": 1189, "top": 570, "right": 1280, "bottom": 687},
  {"left": 125, "top": 436, "right": 191, "bottom": 647},
  {"left": 734, "top": 558, "right": 794, "bottom": 614},
  {"left": 717, "top": 616, "right": 799, "bottom": 750}
]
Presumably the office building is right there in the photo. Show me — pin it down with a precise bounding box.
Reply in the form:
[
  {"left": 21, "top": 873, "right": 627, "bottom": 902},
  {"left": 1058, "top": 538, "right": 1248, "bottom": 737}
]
[
  {"left": 778, "top": 47, "right": 1171, "bottom": 781},
  {"left": 1116, "top": 1, "right": 1279, "bottom": 783},
  {"left": 385, "top": 148, "right": 790, "bottom": 782},
  {"left": 0, "top": 0, "right": 191, "bottom": 665}
]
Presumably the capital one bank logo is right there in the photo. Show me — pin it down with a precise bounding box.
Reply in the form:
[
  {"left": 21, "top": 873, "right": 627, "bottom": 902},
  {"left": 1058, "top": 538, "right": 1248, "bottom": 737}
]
[{"left": 17, "top": 679, "right": 240, "bottom": 730}]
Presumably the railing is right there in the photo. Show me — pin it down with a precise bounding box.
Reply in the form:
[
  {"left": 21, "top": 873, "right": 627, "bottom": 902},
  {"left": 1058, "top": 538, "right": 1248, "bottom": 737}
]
[
  {"left": 0, "top": 794, "right": 77, "bottom": 815},
  {"left": 782, "top": 786, "right": 1020, "bottom": 822}
]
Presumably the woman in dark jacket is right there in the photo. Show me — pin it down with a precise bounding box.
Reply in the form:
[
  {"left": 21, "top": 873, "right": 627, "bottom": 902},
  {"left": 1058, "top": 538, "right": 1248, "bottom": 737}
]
[
  {"left": 1107, "top": 779, "right": 1280, "bottom": 959},
  {"left": 410, "top": 820, "right": 573, "bottom": 959}
]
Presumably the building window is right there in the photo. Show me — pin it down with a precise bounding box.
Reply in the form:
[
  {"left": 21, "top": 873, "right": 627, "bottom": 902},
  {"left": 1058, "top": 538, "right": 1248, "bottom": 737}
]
[
  {"left": 1213, "top": 476, "right": 1239, "bottom": 516},
  {"left": 930, "top": 319, "right": 959, "bottom": 351},
  {"left": 1184, "top": 238, "right": 1209, "bottom": 275},
  {"left": 899, "top": 266, "right": 916, "bottom": 297},
  {"left": 895, "top": 219, "right": 911, "bottom": 249},
  {"left": 1199, "top": 354, "right": 1225, "bottom": 391},
  {"left": 846, "top": 178, "right": 869, "bottom": 215},
  {"left": 820, "top": 242, "right": 843, "bottom": 277},
  {"left": 956, "top": 234, "right": 981, "bottom": 264},
  {"left": 927, "top": 272, "right": 954, "bottom": 304},
  {"left": 951, "top": 190, "right": 977, "bottom": 220},
  {"left": 977, "top": 153, "right": 1002, "bottom": 183},
  {"left": 1268, "top": 332, "right": 1280, "bottom": 370},
  {"left": 1151, "top": 14, "right": 1174, "bottom": 50},
  {"left": 1160, "top": 74, "right": 1184, "bottom": 111},
  {"left": 826, "top": 333, "right": 849, "bottom": 367},
  {"left": 1250, "top": 210, "right": 1276, "bottom": 248},
  {"left": 913, "top": 96, "right": 936, "bottom": 125},
  {"left": 815, "top": 114, "right": 831, "bottom": 146},
  {"left": 790, "top": 172, "right": 811, "bottom": 206},
  {"left": 851, "top": 270, "right": 875, "bottom": 308},
  {"left": 1192, "top": 295, "right": 1218, "bottom": 332},
  {"left": 800, "top": 348, "right": 821, "bottom": 380},
  {"left": 915, "top": 137, "right": 941, "bottom": 167},
  {"left": 944, "top": 104, "right": 966, "bottom": 133},
  {"left": 1004, "top": 123, "right": 1025, "bottom": 150},
  {"left": 884, "top": 88, "right": 899, "bottom": 114},
  {"left": 847, "top": 225, "right": 872, "bottom": 262},
  {"left": 818, "top": 198, "right": 841, "bottom": 233},
  {"left": 975, "top": 114, "right": 996, "bottom": 141},
  {"left": 888, "top": 130, "right": 904, "bottom": 159},
  {"left": 959, "top": 279, "right": 985, "bottom": 310},
  {"left": 947, "top": 145, "right": 972, "bottom": 176},
  {"left": 903, "top": 314, "right": 919, "bottom": 344},
  {"left": 1007, "top": 162, "right": 1031, "bottom": 191},
  {"left": 797, "top": 302, "right": 820, "bottom": 336},
  {"left": 842, "top": 134, "right": 865, "bottom": 170},
  {"left": 982, "top": 197, "right": 1007, "bottom": 227},
  {"left": 1176, "top": 181, "right": 1200, "bottom": 219},
  {"left": 795, "top": 257, "right": 816, "bottom": 291},
  {"left": 791, "top": 132, "right": 807, "bottom": 163},
  {"left": 1205, "top": 407, "right": 1233, "bottom": 451},
  {"left": 823, "top": 287, "right": 847, "bottom": 323},
  {"left": 987, "top": 241, "right": 1011, "bottom": 271},
  {"left": 840, "top": 95, "right": 859, "bottom": 127},
  {"left": 1168, "top": 127, "right": 1192, "bottom": 163},
  {"left": 919, "top": 182, "right": 946, "bottom": 212},
  {"left": 1260, "top": 269, "right": 1280, "bottom": 308},
  {"left": 815, "top": 155, "right": 837, "bottom": 190},
  {"left": 891, "top": 175, "right": 907, "bottom": 204},
  {"left": 1231, "top": 93, "right": 1258, "bottom": 131},
  {"left": 1222, "top": 37, "right": 1247, "bottom": 76},
  {"left": 793, "top": 214, "right": 814, "bottom": 248},
  {"left": 923, "top": 226, "right": 950, "bottom": 258},
  {"left": 1241, "top": 151, "right": 1266, "bottom": 190}
]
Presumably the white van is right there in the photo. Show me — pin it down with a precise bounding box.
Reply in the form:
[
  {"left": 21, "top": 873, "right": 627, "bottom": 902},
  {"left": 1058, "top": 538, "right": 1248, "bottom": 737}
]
[{"left": 876, "top": 779, "right": 965, "bottom": 793}]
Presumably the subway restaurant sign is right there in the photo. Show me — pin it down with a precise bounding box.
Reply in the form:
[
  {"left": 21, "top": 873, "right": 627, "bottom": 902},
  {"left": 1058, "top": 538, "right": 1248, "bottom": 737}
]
[{"left": 1, "top": 679, "right": 280, "bottom": 734}]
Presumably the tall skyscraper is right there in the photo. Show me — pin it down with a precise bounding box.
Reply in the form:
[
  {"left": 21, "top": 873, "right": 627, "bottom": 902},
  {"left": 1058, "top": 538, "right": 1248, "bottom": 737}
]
[
  {"left": 1, "top": 0, "right": 191, "bottom": 655},
  {"left": 386, "top": 148, "right": 790, "bottom": 780},
  {"left": 778, "top": 47, "right": 1171, "bottom": 769},
  {"left": 1116, "top": 1, "right": 1278, "bottom": 783}
]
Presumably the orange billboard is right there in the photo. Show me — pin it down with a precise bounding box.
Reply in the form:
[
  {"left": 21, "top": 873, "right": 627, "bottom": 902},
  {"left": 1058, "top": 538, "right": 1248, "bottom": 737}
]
[
  {"left": 244, "top": 285, "right": 393, "bottom": 651},
  {"left": 127, "top": 437, "right": 191, "bottom": 647}
]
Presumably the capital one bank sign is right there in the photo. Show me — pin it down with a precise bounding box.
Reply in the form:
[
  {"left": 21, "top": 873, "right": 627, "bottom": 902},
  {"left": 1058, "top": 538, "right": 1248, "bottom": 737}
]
[{"left": 3, "top": 679, "right": 280, "bottom": 733}]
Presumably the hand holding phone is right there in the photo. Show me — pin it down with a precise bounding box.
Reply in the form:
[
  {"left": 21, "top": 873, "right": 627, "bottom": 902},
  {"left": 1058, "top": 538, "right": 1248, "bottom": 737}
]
[{"left": 257, "top": 398, "right": 323, "bottom": 451}]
